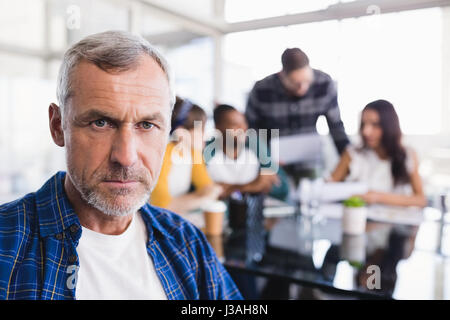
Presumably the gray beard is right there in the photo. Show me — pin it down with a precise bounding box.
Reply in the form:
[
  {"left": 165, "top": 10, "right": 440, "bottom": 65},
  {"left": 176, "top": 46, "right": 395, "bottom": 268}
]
[
  {"left": 81, "top": 185, "right": 151, "bottom": 217},
  {"left": 67, "top": 166, "right": 153, "bottom": 218}
]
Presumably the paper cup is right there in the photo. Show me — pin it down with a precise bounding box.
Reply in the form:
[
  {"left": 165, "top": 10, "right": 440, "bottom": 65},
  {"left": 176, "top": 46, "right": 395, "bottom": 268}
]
[
  {"left": 202, "top": 200, "right": 227, "bottom": 236},
  {"left": 206, "top": 234, "right": 224, "bottom": 259},
  {"left": 342, "top": 207, "right": 367, "bottom": 235}
]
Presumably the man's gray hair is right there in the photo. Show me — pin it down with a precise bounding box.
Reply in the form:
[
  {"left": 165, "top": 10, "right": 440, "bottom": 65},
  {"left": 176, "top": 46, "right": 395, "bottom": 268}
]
[{"left": 56, "top": 30, "right": 175, "bottom": 115}]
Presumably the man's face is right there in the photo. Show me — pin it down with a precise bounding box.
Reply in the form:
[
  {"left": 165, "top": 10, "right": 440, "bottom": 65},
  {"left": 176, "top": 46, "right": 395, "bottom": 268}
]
[
  {"left": 57, "top": 56, "right": 171, "bottom": 216},
  {"left": 281, "top": 66, "right": 314, "bottom": 97}
]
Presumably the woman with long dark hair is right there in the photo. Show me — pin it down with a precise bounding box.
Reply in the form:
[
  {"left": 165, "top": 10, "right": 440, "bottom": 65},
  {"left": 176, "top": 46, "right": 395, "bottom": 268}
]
[{"left": 331, "top": 100, "right": 426, "bottom": 207}]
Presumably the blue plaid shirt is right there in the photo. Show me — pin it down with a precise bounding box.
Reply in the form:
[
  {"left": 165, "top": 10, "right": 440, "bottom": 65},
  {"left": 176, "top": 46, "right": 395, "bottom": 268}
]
[{"left": 0, "top": 171, "right": 242, "bottom": 300}]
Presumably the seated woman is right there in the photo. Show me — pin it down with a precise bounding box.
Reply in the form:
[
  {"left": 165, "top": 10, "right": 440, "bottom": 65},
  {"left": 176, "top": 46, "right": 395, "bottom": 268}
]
[
  {"left": 204, "top": 104, "right": 289, "bottom": 201},
  {"left": 330, "top": 99, "right": 426, "bottom": 207},
  {"left": 150, "top": 97, "right": 222, "bottom": 214}
]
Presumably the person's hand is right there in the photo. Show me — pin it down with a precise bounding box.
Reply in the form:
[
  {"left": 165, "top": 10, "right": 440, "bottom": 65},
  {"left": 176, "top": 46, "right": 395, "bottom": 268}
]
[
  {"left": 358, "top": 191, "right": 381, "bottom": 205},
  {"left": 198, "top": 184, "right": 223, "bottom": 201},
  {"left": 255, "top": 173, "right": 280, "bottom": 194},
  {"left": 219, "top": 183, "right": 238, "bottom": 199},
  {"left": 260, "top": 168, "right": 281, "bottom": 186}
]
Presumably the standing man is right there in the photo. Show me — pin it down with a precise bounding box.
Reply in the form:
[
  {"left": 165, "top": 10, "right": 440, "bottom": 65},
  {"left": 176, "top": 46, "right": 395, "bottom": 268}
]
[
  {"left": 0, "top": 31, "right": 241, "bottom": 300},
  {"left": 245, "top": 48, "right": 350, "bottom": 182}
]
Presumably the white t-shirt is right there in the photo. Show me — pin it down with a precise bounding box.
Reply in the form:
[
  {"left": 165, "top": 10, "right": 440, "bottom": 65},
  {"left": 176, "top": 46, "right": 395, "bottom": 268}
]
[
  {"left": 168, "top": 150, "right": 192, "bottom": 197},
  {"left": 75, "top": 212, "right": 167, "bottom": 300},
  {"left": 346, "top": 145, "right": 415, "bottom": 195},
  {"left": 207, "top": 148, "right": 260, "bottom": 185}
]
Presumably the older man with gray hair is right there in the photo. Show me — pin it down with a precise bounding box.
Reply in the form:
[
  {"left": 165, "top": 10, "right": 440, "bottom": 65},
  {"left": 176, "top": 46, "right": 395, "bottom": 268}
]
[{"left": 0, "top": 30, "right": 242, "bottom": 300}]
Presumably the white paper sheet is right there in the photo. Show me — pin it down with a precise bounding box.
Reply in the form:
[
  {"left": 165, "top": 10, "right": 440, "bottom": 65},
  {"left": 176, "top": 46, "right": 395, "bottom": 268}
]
[
  {"left": 263, "top": 197, "right": 297, "bottom": 217},
  {"left": 270, "top": 133, "right": 322, "bottom": 165},
  {"left": 367, "top": 205, "right": 424, "bottom": 226},
  {"left": 318, "top": 182, "right": 369, "bottom": 203}
]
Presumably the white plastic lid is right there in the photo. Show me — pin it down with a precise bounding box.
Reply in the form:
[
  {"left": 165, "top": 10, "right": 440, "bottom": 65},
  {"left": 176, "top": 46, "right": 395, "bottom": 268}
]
[{"left": 202, "top": 200, "right": 227, "bottom": 213}]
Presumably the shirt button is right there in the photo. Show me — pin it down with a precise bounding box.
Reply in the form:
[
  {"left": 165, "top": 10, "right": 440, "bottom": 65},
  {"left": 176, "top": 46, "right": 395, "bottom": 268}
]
[
  {"left": 55, "top": 233, "right": 64, "bottom": 240},
  {"left": 69, "top": 225, "right": 79, "bottom": 233},
  {"left": 68, "top": 255, "right": 77, "bottom": 263}
]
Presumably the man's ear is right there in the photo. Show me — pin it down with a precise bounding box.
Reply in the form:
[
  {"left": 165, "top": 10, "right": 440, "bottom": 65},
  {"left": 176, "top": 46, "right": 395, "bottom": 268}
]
[{"left": 49, "top": 103, "right": 65, "bottom": 147}]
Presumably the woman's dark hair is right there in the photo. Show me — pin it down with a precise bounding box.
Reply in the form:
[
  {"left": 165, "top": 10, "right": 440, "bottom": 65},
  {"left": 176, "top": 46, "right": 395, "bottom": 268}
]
[
  {"left": 360, "top": 99, "right": 410, "bottom": 186},
  {"left": 171, "top": 96, "right": 206, "bottom": 133}
]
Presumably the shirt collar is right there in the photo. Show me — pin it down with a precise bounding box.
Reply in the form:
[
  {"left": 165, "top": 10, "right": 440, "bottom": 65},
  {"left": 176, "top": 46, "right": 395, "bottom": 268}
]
[
  {"left": 36, "top": 171, "right": 80, "bottom": 238},
  {"left": 36, "top": 171, "right": 174, "bottom": 242},
  {"left": 139, "top": 203, "right": 175, "bottom": 242}
]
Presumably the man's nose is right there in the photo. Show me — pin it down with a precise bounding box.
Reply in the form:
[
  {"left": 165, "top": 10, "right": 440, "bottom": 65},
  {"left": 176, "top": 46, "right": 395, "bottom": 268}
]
[{"left": 110, "top": 127, "right": 138, "bottom": 167}]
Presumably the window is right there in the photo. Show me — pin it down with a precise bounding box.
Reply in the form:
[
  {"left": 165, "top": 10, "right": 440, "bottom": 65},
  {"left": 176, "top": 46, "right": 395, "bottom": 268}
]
[
  {"left": 223, "top": 8, "right": 443, "bottom": 135},
  {"left": 0, "top": 0, "right": 45, "bottom": 50},
  {"left": 165, "top": 37, "right": 215, "bottom": 114},
  {"left": 0, "top": 77, "right": 64, "bottom": 201},
  {"left": 225, "top": 0, "right": 339, "bottom": 23}
]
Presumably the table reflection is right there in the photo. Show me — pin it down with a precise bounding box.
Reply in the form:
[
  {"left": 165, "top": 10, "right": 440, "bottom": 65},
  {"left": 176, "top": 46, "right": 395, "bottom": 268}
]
[{"left": 210, "top": 205, "right": 448, "bottom": 300}]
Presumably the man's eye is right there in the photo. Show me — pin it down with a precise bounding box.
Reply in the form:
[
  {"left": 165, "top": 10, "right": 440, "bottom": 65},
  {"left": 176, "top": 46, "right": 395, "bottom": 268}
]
[
  {"left": 141, "top": 122, "right": 154, "bottom": 130},
  {"left": 93, "top": 119, "right": 107, "bottom": 127}
]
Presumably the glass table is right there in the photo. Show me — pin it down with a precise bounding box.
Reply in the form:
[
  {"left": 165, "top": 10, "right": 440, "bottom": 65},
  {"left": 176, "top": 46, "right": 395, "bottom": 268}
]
[{"left": 205, "top": 204, "right": 450, "bottom": 300}]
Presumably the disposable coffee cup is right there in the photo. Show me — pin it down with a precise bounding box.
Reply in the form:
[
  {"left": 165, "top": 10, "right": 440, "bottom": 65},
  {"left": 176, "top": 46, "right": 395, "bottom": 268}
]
[
  {"left": 206, "top": 234, "right": 224, "bottom": 261},
  {"left": 202, "top": 200, "right": 227, "bottom": 236},
  {"left": 342, "top": 206, "right": 367, "bottom": 235}
]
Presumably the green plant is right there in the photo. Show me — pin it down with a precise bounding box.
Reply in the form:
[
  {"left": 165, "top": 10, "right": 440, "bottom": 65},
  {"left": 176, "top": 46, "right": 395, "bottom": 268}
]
[
  {"left": 343, "top": 196, "right": 366, "bottom": 208},
  {"left": 348, "top": 260, "right": 364, "bottom": 269}
]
